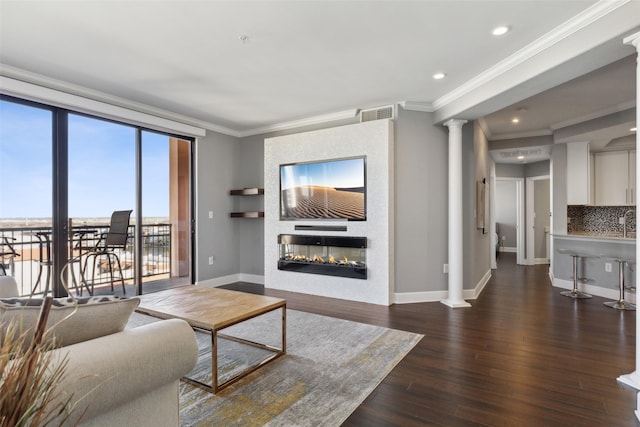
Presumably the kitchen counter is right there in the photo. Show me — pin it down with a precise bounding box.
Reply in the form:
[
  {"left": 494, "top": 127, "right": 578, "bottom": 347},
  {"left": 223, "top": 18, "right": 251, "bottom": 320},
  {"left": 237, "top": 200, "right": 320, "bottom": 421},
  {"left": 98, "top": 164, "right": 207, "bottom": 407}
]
[
  {"left": 551, "top": 233, "right": 636, "bottom": 302},
  {"left": 554, "top": 232, "right": 635, "bottom": 244}
]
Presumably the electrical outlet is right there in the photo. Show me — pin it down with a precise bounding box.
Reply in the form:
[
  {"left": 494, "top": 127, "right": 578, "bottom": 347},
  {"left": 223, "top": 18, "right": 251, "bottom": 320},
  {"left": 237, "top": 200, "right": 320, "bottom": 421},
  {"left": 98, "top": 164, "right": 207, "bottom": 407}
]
[
  {"left": 208, "top": 256, "right": 214, "bottom": 265},
  {"left": 209, "top": 211, "right": 214, "bottom": 219},
  {"left": 502, "top": 235, "right": 506, "bottom": 241},
  {"left": 443, "top": 263, "right": 449, "bottom": 274},
  {"left": 605, "top": 262, "right": 612, "bottom": 273},
  {"left": 619, "top": 217, "right": 625, "bottom": 225}
]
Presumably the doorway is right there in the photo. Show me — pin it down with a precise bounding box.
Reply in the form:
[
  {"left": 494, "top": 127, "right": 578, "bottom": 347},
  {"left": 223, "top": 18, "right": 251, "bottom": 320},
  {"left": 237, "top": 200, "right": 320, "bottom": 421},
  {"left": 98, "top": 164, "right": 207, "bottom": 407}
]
[
  {"left": 494, "top": 177, "right": 525, "bottom": 265},
  {"left": 526, "top": 176, "right": 551, "bottom": 265}
]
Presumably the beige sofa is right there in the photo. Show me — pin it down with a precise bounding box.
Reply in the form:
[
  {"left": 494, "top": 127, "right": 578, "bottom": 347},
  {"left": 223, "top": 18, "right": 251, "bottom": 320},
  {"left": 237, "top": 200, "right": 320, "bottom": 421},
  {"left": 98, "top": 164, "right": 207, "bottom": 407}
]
[
  {"left": 0, "top": 278, "right": 199, "bottom": 426},
  {"left": 51, "top": 318, "right": 198, "bottom": 426}
]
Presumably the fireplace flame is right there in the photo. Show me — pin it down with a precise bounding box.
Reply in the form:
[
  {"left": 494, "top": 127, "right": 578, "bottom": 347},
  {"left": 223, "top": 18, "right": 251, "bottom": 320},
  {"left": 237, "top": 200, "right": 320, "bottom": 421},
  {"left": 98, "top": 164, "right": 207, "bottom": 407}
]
[{"left": 283, "top": 252, "right": 361, "bottom": 267}]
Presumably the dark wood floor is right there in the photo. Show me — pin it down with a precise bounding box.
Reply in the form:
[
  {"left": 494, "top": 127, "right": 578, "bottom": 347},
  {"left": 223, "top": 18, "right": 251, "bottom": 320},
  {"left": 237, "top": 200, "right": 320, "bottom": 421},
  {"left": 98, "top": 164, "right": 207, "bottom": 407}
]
[{"left": 222, "top": 253, "right": 638, "bottom": 426}]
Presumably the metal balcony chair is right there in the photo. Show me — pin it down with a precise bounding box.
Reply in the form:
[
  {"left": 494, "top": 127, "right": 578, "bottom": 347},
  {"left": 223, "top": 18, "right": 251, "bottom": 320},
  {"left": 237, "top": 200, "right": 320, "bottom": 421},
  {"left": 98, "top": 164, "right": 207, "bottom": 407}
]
[
  {"left": 0, "top": 236, "right": 20, "bottom": 276},
  {"left": 81, "top": 210, "right": 133, "bottom": 295}
]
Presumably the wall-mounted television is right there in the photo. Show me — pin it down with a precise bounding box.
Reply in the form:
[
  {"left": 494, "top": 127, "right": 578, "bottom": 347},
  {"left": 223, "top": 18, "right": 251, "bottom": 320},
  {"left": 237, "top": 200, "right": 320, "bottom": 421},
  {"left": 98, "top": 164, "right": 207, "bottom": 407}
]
[{"left": 280, "top": 156, "right": 366, "bottom": 221}]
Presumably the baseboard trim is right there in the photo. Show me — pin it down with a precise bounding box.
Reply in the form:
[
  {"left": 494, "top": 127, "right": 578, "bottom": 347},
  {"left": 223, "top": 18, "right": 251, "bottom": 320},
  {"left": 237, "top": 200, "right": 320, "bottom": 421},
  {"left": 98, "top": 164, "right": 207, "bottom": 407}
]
[
  {"left": 534, "top": 258, "right": 550, "bottom": 265},
  {"left": 394, "top": 290, "right": 448, "bottom": 304},
  {"left": 239, "top": 273, "right": 265, "bottom": 285},
  {"left": 197, "top": 273, "right": 265, "bottom": 288},
  {"left": 465, "top": 269, "right": 491, "bottom": 300},
  {"left": 394, "top": 269, "right": 491, "bottom": 304},
  {"left": 552, "top": 277, "right": 636, "bottom": 304},
  {"left": 500, "top": 247, "right": 517, "bottom": 253}
]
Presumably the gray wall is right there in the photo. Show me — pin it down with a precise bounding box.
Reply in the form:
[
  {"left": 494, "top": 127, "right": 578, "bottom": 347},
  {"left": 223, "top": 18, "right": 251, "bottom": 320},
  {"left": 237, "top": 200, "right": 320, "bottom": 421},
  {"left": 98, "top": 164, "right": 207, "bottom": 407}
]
[
  {"left": 534, "top": 179, "right": 550, "bottom": 259},
  {"left": 394, "top": 108, "right": 448, "bottom": 293},
  {"left": 233, "top": 134, "right": 266, "bottom": 276},
  {"left": 495, "top": 180, "right": 517, "bottom": 248},
  {"left": 463, "top": 122, "right": 492, "bottom": 288},
  {"left": 525, "top": 160, "right": 550, "bottom": 177},
  {"left": 495, "top": 163, "right": 525, "bottom": 178},
  {"left": 195, "top": 130, "right": 240, "bottom": 281}
]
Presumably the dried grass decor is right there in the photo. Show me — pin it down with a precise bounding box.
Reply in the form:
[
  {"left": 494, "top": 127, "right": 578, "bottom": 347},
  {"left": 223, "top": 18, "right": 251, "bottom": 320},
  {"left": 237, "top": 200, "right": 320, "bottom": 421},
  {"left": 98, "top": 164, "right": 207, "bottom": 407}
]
[{"left": 0, "top": 297, "right": 76, "bottom": 427}]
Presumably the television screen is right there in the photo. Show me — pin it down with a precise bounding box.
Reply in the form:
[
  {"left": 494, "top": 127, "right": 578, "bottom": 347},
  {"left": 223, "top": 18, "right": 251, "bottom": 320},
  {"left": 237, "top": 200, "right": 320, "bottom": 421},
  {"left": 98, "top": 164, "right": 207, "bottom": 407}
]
[{"left": 280, "top": 157, "right": 366, "bottom": 221}]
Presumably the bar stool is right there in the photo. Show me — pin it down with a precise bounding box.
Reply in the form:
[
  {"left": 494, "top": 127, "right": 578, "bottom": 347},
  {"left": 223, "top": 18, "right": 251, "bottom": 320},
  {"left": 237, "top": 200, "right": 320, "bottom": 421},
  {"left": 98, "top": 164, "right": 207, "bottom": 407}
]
[
  {"left": 557, "top": 248, "right": 592, "bottom": 298},
  {"left": 30, "top": 231, "right": 53, "bottom": 296},
  {"left": 30, "top": 230, "right": 84, "bottom": 296},
  {"left": 601, "top": 255, "right": 636, "bottom": 311}
]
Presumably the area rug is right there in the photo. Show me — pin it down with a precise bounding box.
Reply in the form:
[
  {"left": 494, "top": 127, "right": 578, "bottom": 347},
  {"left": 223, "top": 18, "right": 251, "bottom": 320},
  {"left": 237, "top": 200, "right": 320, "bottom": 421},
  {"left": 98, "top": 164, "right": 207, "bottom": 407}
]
[{"left": 128, "top": 309, "right": 422, "bottom": 427}]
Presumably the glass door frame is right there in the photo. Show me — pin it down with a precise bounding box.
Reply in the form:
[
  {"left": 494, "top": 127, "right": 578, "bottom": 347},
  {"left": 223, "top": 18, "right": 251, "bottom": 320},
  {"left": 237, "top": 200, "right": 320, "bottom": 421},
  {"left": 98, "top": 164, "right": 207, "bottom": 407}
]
[{"left": 1, "top": 94, "right": 196, "bottom": 297}]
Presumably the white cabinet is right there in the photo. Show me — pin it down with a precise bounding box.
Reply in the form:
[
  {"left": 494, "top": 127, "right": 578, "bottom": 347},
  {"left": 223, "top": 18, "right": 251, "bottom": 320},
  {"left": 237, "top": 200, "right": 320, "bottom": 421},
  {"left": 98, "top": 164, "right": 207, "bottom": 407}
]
[
  {"left": 594, "top": 150, "right": 636, "bottom": 205},
  {"left": 566, "top": 142, "right": 592, "bottom": 205},
  {"left": 630, "top": 151, "right": 636, "bottom": 203}
]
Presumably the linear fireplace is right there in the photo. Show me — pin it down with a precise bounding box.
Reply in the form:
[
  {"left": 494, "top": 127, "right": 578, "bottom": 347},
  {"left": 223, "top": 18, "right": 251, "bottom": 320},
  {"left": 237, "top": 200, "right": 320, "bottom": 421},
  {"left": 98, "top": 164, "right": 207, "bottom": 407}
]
[{"left": 278, "top": 234, "right": 367, "bottom": 279}]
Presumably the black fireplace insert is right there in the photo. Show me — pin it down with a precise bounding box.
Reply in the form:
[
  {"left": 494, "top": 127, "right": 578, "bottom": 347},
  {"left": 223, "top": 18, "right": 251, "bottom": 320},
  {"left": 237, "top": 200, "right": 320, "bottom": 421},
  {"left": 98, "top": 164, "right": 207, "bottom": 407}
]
[{"left": 277, "top": 234, "right": 367, "bottom": 279}]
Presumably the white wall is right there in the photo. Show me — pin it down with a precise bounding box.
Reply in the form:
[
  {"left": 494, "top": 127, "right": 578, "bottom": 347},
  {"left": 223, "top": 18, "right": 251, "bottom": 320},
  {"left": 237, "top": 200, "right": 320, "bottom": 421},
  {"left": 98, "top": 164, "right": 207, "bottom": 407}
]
[{"left": 264, "top": 119, "right": 394, "bottom": 305}]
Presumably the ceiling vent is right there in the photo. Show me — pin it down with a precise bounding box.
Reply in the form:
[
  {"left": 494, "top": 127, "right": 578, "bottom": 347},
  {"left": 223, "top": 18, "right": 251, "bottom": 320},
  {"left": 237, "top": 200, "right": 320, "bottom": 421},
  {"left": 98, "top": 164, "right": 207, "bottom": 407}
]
[
  {"left": 359, "top": 105, "right": 395, "bottom": 122},
  {"left": 498, "top": 148, "right": 543, "bottom": 159}
]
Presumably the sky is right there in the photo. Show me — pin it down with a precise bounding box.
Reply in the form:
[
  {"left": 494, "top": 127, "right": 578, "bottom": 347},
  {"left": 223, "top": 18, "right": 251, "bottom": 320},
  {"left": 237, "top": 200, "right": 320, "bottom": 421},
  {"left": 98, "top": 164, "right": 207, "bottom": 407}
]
[{"left": 0, "top": 100, "right": 171, "bottom": 219}]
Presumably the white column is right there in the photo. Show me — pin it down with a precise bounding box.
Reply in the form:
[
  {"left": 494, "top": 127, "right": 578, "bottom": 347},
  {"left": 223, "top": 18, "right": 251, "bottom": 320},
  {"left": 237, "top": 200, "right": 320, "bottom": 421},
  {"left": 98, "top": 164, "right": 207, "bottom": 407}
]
[
  {"left": 442, "top": 119, "right": 471, "bottom": 308},
  {"left": 617, "top": 32, "right": 640, "bottom": 421}
]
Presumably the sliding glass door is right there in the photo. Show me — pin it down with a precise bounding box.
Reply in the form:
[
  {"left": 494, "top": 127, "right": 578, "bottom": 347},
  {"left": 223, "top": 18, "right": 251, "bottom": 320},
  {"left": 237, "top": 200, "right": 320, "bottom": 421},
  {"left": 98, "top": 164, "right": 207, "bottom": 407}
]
[
  {"left": 0, "top": 100, "right": 53, "bottom": 296},
  {"left": 141, "top": 131, "right": 192, "bottom": 293},
  {"left": 0, "top": 96, "right": 194, "bottom": 297},
  {"left": 68, "top": 114, "right": 136, "bottom": 295}
]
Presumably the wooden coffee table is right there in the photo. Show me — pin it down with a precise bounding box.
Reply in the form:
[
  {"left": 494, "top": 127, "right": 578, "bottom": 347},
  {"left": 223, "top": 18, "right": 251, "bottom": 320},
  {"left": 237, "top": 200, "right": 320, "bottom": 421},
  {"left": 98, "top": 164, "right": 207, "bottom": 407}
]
[{"left": 136, "top": 286, "right": 286, "bottom": 393}]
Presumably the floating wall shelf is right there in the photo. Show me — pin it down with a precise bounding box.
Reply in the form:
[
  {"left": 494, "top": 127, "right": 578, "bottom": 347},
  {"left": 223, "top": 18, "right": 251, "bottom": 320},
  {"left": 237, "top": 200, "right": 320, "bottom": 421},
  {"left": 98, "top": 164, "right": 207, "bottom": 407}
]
[
  {"left": 230, "top": 211, "right": 265, "bottom": 218},
  {"left": 229, "top": 187, "right": 264, "bottom": 218},
  {"left": 229, "top": 188, "right": 264, "bottom": 196}
]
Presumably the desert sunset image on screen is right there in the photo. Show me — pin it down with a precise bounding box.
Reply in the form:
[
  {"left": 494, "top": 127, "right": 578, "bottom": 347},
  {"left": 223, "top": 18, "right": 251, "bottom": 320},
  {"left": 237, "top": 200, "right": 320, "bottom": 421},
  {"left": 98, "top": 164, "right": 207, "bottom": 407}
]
[{"left": 280, "top": 157, "right": 365, "bottom": 220}]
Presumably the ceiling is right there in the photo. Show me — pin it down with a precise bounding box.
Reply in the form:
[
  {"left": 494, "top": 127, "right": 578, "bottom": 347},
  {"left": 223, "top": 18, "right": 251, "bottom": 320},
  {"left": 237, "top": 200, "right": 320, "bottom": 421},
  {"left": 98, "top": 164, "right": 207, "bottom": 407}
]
[
  {"left": 0, "top": 1, "right": 638, "bottom": 149},
  {"left": 485, "top": 54, "right": 637, "bottom": 163}
]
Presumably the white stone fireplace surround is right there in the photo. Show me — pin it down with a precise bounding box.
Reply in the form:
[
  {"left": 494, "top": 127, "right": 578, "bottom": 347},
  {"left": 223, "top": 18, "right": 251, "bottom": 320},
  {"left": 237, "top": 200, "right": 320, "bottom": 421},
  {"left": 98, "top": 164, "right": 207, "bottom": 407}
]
[{"left": 264, "top": 119, "right": 394, "bottom": 305}]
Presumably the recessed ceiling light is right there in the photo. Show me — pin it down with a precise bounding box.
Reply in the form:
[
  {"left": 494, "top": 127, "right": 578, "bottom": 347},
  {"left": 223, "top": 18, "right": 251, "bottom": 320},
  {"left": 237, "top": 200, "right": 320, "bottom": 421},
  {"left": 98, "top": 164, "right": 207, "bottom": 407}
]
[
  {"left": 432, "top": 72, "right": 446, "bottom": 80},
  {"left": 632, "top": 127, "right": 637, "bottom": 132},
  {"left": 512, "top": 118, "right": 520, "bottom": 124},
  {"left": 492, "top": 26, "right": 510, "bottom": 36},
  {"left": 517, "top": 155, "right": 524, "bottom": 160}
]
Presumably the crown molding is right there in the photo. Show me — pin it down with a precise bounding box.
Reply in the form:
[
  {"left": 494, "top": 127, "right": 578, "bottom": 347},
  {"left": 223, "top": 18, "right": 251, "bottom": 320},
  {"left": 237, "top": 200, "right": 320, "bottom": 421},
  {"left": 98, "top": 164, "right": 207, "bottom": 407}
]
[
  {"left": 623, "top": 31, "right": 640, "bottom": 47},
  {"left": 550, "top": 100, "right": 636, "bottom": 130},
  {"left": 237, "top": 108, "right": 359, "bottom": 137},
  {"left": 489, "top": 129, "right": 553, "bottom": 141},
  {"left": 431, "top": 0, "right": 631, "bottom": 112},
  {"left": 0, "top": 64, "right": 363, "bottom": 139},
  {"left": 0, "top": 64, "right": 239, "bottom": 137},
  {"left": 399, "top": 101, "right": 435, "bottom": 113}
]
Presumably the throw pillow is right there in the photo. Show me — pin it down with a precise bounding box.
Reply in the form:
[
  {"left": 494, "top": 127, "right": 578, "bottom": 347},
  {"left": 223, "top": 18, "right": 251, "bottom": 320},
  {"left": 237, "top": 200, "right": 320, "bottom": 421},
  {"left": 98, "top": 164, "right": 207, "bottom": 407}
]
[{"left": 0, "top": 296, "right": 140, "bottom": 349}]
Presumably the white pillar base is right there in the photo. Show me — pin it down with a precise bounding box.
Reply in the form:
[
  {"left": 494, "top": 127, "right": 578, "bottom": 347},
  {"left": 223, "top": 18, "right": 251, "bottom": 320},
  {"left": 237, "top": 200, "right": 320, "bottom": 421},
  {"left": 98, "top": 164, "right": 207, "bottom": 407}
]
[
  {"left": 440, "top": 299, "right": 472, "bottom": 308},
  {"left": 618, "top": 372, "right": 640, "bottom": 390}
]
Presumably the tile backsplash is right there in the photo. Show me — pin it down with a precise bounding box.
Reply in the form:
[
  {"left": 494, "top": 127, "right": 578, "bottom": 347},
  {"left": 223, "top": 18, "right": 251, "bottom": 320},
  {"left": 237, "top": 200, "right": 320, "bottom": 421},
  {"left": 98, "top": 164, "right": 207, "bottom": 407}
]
[{"left": 567, "top": 205, "right": 636, "bottom": 234}]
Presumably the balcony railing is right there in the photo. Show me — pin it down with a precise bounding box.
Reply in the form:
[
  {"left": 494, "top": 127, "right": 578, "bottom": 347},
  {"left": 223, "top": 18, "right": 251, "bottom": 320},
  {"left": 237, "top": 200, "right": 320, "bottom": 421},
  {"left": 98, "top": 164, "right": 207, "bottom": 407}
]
[{"left": 0, "top": 223, "right": 172, "bottom": 297}]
